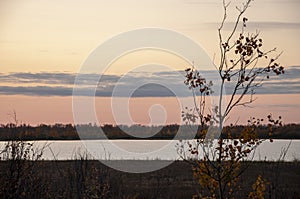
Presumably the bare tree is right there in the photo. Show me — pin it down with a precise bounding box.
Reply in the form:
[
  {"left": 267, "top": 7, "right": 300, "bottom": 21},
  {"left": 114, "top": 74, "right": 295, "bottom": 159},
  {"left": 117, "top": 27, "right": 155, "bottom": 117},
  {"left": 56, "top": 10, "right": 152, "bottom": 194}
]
[{"left": 178, "top": 0, "right": 284, "bottom": 198}]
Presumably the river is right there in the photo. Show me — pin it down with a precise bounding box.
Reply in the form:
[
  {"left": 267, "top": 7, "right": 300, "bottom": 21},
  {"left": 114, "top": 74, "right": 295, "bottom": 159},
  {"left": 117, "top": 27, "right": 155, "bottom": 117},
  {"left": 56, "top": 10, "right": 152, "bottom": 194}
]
[{"left": 1, "top": 139, "right": 299, "bottom": 161}]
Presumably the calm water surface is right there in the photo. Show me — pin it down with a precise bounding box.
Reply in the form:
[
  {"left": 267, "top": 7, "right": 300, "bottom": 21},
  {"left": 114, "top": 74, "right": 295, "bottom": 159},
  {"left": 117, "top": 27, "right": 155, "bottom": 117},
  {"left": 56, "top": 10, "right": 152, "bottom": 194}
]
[{"left": 1, "top": 139, "right": 299, "bottom": 161}]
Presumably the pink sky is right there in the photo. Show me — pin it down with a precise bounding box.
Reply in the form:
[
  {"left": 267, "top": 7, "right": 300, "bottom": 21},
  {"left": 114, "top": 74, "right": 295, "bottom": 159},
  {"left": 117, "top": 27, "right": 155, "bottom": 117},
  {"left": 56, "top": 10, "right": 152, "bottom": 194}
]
[
  {"left": 1, "top": 94, "right": 299, "bottom": 126},
  {"left": 0, "top": 1, "right": 299, "bottom": 127}
]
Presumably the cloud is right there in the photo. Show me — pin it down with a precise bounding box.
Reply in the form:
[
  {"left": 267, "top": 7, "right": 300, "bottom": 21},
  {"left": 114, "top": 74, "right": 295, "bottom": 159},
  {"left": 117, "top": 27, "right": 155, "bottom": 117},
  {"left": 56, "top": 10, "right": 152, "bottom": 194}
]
[
  {"left": 0, "top": 86, "right": 72, "bottom": 96},
  {"left": 0, "top": 72, "right": 120, "bottom": 86},
  {"left": 0, "top": 66, "right": 299, "bottom": 97},
  {"left": 0, "top": 72, "right": 76, "bottom": 85},
  {"left": 240, "top": 22, "right": 300, "bottom": 31}
]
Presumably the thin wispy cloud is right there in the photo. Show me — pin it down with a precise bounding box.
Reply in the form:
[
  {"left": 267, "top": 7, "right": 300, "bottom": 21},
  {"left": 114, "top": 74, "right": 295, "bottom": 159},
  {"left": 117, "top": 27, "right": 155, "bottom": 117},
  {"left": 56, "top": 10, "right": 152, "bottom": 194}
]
[{"left": 0, "top": 66, "right": 299, "bottom": 97}]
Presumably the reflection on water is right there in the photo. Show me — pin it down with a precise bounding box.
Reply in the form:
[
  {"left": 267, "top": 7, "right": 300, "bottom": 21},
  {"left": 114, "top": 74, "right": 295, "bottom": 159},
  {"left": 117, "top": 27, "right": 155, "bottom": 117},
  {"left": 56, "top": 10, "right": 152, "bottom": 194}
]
[{"left": 0, "top": 139, "right": 299, "bottom": 161}]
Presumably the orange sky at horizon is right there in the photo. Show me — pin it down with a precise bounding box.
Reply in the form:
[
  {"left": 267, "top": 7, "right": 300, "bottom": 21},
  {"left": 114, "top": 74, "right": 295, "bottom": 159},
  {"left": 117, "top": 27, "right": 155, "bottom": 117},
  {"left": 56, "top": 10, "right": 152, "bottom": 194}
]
[{"left": 0, "top": 94, "right": 299, "bottom": 126}]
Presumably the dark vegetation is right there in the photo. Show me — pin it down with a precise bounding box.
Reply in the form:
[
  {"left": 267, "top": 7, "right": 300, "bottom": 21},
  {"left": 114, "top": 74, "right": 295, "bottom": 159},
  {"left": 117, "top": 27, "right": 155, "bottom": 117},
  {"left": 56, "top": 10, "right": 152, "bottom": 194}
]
[
  {"left": 0, "top": 123, "right": 300, "bottom": 141},
  {"left": 0, "top": 159, "right": 299, "bottom": 199}
]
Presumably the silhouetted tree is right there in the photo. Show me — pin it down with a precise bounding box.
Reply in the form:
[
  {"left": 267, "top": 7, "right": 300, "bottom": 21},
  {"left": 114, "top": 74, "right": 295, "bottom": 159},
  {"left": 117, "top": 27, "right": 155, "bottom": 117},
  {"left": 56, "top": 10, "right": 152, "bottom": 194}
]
[{"left": 178, "top": 0, "right": 285, "bottom": 198}]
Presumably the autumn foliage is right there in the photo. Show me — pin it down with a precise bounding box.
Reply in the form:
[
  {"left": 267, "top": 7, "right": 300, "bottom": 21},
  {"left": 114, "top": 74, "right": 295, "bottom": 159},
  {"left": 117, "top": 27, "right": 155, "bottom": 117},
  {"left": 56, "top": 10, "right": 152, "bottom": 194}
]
[{"left": 178, "top": 0, "right": 285, "bottom": 198}]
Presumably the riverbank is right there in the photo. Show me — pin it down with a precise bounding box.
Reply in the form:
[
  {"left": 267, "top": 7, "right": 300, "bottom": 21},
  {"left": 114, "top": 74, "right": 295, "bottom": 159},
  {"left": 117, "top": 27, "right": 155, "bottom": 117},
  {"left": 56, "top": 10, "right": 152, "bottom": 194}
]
[
  {"left": 1, "top": 123, "right": 300, "bottom": 141},
  {"left": 0, "top": 160, "right": 299, "bottom": 198}
]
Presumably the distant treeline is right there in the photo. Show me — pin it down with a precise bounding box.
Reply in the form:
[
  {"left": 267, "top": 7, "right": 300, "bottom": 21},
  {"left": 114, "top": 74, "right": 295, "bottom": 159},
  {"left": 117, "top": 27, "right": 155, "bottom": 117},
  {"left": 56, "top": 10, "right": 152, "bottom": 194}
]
[{"left": 0, "top": 123, "right": 300, "bottom": 141}]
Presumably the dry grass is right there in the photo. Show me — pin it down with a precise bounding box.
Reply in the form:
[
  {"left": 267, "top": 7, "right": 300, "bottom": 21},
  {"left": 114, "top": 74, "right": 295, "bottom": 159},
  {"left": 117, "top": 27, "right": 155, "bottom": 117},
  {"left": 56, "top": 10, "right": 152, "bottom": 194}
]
[{"left": 0, "top": 160, "right": 299, "bottom": 199}]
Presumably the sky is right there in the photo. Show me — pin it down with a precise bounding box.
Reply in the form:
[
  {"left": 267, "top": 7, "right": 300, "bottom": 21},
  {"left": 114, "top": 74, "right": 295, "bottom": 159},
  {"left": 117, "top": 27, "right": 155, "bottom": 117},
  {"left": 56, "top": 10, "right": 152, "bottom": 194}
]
[{"left": 0, "top": 0, "right": 300, "bottom": 125}]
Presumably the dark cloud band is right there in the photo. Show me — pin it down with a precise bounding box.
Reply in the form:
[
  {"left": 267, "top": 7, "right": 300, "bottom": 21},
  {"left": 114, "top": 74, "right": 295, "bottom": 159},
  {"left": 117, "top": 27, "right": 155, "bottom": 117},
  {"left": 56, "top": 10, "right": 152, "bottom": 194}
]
[{"left": 0, "top": 66, "right": 299, "bottom": 97}]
